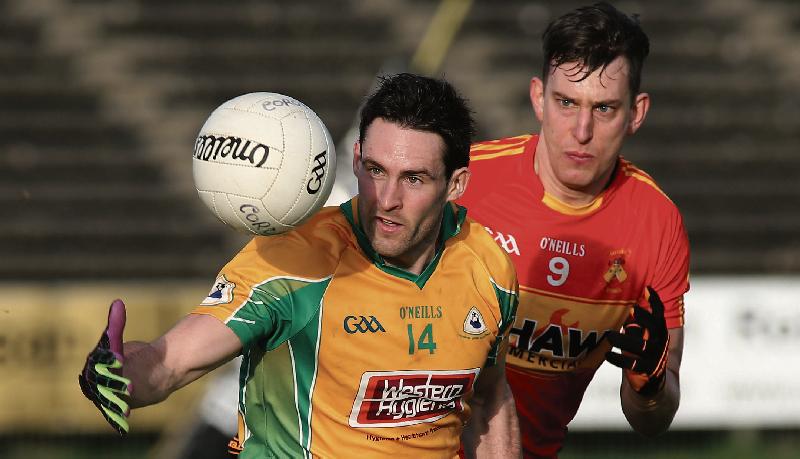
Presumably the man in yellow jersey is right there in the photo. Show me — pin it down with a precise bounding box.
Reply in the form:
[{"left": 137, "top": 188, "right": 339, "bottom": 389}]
[
  {"left": 79, "top": 73, "right": 521, "bottom": 458},
  {"left": 459, "top": 3, "right": 689, "bottom": 458}
]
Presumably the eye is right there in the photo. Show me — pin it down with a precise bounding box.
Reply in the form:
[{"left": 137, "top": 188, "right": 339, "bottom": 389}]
[
  {"left": 596, "top": 104, "right": 613, "bottom": 113},
  {"left": 406, "top": 176, "right": 422, "bottom": 185},
  {"left": 367, "top": 166, "right": 382, "bottom": 176},
  {"left": 558, "top": 98, "right": 573, "bottom": 108}
]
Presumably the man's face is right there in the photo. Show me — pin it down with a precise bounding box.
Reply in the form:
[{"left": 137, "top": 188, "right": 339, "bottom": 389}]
[
  {"left": 531, "top": 56, "right": 649, "bottom": 197},
  {"left": 353, "top": 118, "right": 468, "bottom": 272}
]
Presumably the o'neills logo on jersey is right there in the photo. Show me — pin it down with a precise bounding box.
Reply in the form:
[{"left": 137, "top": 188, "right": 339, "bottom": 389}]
[{"left": 349, "top": 369, "right": 480, "bottom": 428}]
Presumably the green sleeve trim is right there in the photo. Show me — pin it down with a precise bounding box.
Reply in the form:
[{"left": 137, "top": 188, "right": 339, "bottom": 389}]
[
  {"left": 485, "top": 280, "right": 519, "bottom": 366},
  {"left": 226, "top": 276, "right": 332, "bottom": 351}
]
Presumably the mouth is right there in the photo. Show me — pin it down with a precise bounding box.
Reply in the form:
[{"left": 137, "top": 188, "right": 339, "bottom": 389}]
[
  {"left": 565, "top": 150, "right": 594, "bottom": 163},
  {"left": 375, "top": 216, "right": 402, "bottom": 233}
]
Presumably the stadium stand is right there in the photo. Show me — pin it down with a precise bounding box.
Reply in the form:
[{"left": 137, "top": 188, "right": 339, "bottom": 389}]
[
  {"left": 0, "top": 2, "right": 226, "bottom": 280},
  {"left": 1, "top": 0, "right": 417, "bottom": 280},
  {"left": 4, "top": 0, "right": 797, "bottom": 282}
]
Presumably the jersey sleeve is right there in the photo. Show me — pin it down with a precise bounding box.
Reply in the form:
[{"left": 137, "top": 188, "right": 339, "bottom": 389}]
[
  {"left": 649, "top": 206, "right": 690, "bottom": 329},
  {"left": 486, "top": 277, "right": 519, "bottom": 366},
  {"left": 191, "top": 238, "right": 333, "bottom": 351}
]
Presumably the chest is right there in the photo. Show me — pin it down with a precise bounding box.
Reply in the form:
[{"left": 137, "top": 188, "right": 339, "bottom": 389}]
[
  {"left": 472, "top": 194, "right": 653, "bottom": 303},
  {"left": 317, "top": 258, "right": 498, "bottom": 370},
  {"left": 308, "top": 256, "right": 497, "bottom": 427}
]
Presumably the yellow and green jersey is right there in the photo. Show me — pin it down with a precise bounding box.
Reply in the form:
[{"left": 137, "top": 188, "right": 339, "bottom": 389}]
[{"left": 192, "top": 197, "right": 518, "bottom": 458}]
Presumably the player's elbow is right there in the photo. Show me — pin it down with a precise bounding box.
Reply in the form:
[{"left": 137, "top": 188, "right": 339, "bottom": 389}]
[
  {"left": 623, "top": 397, "right": 679, "bottom": 437},
  {"left": 629, "top": 415, "right": 674, "bottom": 437}
]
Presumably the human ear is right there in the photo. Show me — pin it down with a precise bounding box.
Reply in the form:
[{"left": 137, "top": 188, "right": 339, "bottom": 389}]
[
  {"left": 446, "top": 167, "right": 471, "bottom": 202},
  {"left": 352, "top": 140, "right": 361, "bottom": 174},
  {"left": 628, "top": 92, "right": 650, "bottom": 135},
  {"left": 530, "top": 77, "right": 545, "bottom": 122}
]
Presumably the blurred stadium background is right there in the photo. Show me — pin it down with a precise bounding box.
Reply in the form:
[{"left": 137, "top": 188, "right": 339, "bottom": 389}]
[{"left": 1, "top": 0, "right": 799, "bottom": 457}]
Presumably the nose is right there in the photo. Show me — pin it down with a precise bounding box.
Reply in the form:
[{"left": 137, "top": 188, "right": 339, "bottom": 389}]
[
  {"left": 377, "top": 179, "right": 402, "bottom": 211},
  {"left": 572, "top": 107, "right": 594, "bottom": 144}
]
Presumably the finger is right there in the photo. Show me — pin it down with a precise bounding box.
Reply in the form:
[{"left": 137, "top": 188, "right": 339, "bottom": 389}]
[
  {"left": 86, "top": 347, "right": 117, "bottom": 366},
  {"left": 98, "top": 385, "right": 130, "bottom": 412},
  {"left": 86, "top": 371, "right": 129, "bottom": 393},
  {"left": 622, "top": 322, "right": 645, "bottom": 341},
  {"left": 605, "top": 351, "right": 636, "bottom": 370},
  {"left": 78, "top": 374, "right": 130, "bottom": 436},
  {"left": 606, "top": 330, "right": 645, "bottom": 355},
  {"left": 95, "top": 359, "right": 130, "bottom": 387},
  {"left": 106, "top": 299, "right": 127, "bottom": 359},
  {"left": 79, "top": 373, "right": 98, "bottom": 401},
  {"left": 632, "top": 304, "right": 658, "bottom": 330},
  {"left": 99, "top": 405, "right": 130, "bottom": 436},
  {"left": 646, "top": 286, "right": 665, "bottom": 316}
]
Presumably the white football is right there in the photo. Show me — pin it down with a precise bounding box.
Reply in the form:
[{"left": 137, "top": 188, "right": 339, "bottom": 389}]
[{"left": 193, "top": 92, "right": 336, "bottom": 235}]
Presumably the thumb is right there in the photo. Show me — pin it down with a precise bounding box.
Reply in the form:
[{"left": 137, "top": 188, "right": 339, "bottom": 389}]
[{"left": 106, "top": 299, "right": 127, "bottom": 360}]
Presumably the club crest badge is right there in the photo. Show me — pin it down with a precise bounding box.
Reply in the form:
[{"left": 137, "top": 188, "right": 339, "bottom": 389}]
[
  {"left": 463, "top": 307, "right": 488, "bottom": 335},
  {"left": 201, "top": 274, "right": 236, "bottom": 306},
  {"left": 604, "top": 248, "right": 630, "bottom": 284}
]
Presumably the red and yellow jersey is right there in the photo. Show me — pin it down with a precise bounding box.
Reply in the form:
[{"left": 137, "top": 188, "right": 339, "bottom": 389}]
[
  {"left": 191, "top": 198, "right": 518, "bottom": 458},
  {"left": 459, "top": 134, "right": 690, "bottom": 457}
]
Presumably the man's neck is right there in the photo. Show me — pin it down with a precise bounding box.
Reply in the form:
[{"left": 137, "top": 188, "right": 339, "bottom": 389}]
[{"left": 383, "top": 237, "right": 439, "bottom": 276}]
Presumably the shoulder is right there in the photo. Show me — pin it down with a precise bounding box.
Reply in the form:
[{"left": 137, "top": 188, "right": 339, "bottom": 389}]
[
  {"left": 463, "top": 134, "right": 537, "bottom": 206},
  {"left": 449, "top": 214, "right": 517, "bottom": 291},
  {"left": 447, "top": 215, "right": 519, "bottom": 335},
  {"left": 470, "top": 134, "right": 534, "bottom": 166},
  {"left": 615, "top": 158, "right": 683, "bottom": 220},
  {"left": 227, "top": 206, "right": 353, "bottom": 281}
]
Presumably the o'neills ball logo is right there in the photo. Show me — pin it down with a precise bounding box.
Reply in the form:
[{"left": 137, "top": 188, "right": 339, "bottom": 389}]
[
  {"left": 193, "top": 134, "right": 270, "bottom": 168},
  {"left": 349, "top": 369, "right": 479, "bottom": 428}
]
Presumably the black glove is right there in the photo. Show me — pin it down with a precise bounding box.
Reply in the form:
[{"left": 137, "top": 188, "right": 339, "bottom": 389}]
[
  {"left": 78, "top": 299, "right": 131, "bottom": 435},
  {"left": 606, "top": 286, "right": 670, "bottom": 396}
]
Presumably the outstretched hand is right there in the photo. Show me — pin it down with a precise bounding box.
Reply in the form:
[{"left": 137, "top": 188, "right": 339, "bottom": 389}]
[
  {"left": 78, "top": 299, "right": 132, "bottom": 435},
  {"left": 605, "top": 286, "right": 670, "bottom": 396}
]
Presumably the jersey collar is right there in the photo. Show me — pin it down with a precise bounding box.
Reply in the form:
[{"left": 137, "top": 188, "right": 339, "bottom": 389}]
[{"left": 339, "top": 197, "right": 466, "bottom": 289}]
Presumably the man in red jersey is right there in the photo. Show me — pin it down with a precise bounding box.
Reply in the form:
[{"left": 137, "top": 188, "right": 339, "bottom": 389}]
[{"left": 458, "top": 2, "right": 689, "bottom": 458}]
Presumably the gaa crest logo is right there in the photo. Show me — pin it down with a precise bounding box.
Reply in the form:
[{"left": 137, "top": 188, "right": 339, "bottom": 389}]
[
  {"left": 201, "top": 274, "right": 235, "bottom": 306},
  {"left": 343, "top": 315, "right": 386, "bottom": 334},
  {"left": 463, "top": 307, "right": 488, "bottom": 335}
]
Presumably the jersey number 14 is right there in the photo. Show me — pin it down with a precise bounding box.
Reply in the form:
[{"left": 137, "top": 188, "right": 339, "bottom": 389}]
[{"left": 407, "top": 323, "right": 437, "bottom": 354}]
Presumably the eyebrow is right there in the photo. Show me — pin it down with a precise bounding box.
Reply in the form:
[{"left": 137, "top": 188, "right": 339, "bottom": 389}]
[
  {"left": 552, "top": 91, "right": 622, "bottom": 107},
  {"left": 361, "top": 156, "right": 437, "bottom": 178}
]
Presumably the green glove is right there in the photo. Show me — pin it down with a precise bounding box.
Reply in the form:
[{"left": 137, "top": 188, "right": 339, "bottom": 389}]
[{"left": 78, "top": 299, "right": 132, "bottom": 435}]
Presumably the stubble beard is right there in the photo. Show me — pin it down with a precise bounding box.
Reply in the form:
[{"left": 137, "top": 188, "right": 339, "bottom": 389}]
[{"left": 369, "top": 215, "right": 440, "bottom": 269}]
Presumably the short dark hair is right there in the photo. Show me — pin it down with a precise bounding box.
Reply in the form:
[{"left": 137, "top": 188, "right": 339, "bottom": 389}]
[
  {"left": 358, "top": 73, "right": 475, "bottom": 179},
  {"left": 542, "top": 2, "right": 650, "bottom": 98}
]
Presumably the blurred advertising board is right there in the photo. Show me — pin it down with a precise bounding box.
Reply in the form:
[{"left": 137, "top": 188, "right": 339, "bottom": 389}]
[{"left": 0, "top": 283, "right": 212, "bottom": 433}]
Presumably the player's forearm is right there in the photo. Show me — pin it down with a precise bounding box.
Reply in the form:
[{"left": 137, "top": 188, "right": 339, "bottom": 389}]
[
  {"left": 122, "top": 340, "right": 183, "bottom": 408},
  {"left": 461, "top": 383, "right": 521, "bottom": 458},
  {"left": 621, "top": 366, "right": 679, "bottom": 436}
]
